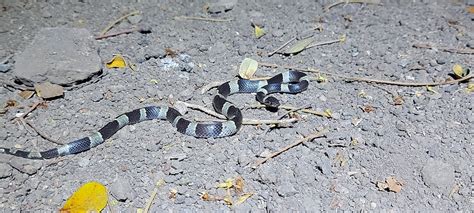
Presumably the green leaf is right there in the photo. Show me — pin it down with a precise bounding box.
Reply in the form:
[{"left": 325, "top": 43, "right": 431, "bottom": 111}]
[{"left": 284, "top": 37, "right": 314, "bottom": 54}]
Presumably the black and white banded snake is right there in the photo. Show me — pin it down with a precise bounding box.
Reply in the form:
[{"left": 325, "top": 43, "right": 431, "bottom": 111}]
[{"left": 1, "top": 71, "right": 309, "bottom": 159}]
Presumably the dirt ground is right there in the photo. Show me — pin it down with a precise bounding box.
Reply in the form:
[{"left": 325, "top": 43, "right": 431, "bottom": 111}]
[{"left": 0, "top": 0, "right": 473, "bottom": 212}]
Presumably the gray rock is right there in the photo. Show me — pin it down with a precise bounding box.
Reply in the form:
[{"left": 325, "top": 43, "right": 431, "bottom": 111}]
[
  {"left": 0, "top": 163, "right": 12, "bottom": 178},
  {"left": 206, "top": 0, "right": 238, "bottom": 14},
  {"left": 110, "top": 177, "right": 136, "bottom": 202},
  {"left": 421, "top": 159, "right": 455, "bottom": 195},
  {"left": 276, "top": 181, "right": 297, "bottom": 197},
  {"left": 14, "top": 27, "right": 101, "bottom": 87},
  {"left": 77, "top": 157, "right": 90, "bottom": 167},
  {"left": 8, "top": 160, "right": 42, "bottom": 176}
]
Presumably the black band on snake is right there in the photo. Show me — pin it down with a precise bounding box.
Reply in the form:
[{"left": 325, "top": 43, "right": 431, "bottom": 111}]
[{"left": 1, "top": 71, "right": 309, "bottom": 159}]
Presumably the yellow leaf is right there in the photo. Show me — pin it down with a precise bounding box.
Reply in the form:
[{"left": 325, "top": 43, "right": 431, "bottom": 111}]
[
  {"left": 323, "top": 109, "right": 333, "bottom": 118},
  {"left": 238, "top": 58, "right": 259, "bottom": 79},
  {"left": 316, "top": 74, "right": 327, "bottom": 83},
  {"left": 60, "top": 181, "right": 108, "bottom": 213},
  {"left": 339, "top": 34, "right": 347, "bottom": 43},
  {"left": 223, "top": 196, "right": 233, "bottom": 206},
  {"left": 284, "top": 37, "right": 314, "bottom": 54},
  {"left": 235, "top": 193, "right": 253, "bottom": 205},
  {"left": 466, "top": 83, "right": 474, "bottom": 93},
  {"left": 426, "top": 86, "right": 438, "bottom": 94},
  {"left": 452, "top": 64, "right": 464, "bottom": 78},
  {"left": 150, "top": 79, "right": 159, "bottom": 84},
  {"left": 217, "top": 178, "right": 234, "bottom": 189},
  {"left": 106, "top": 54, "right": 127, "bottom": 69},
  {"left": 254, "top": 25, "right": 265, "bottom": 39}
]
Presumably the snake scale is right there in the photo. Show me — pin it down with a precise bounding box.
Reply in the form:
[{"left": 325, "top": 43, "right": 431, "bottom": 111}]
[{"left": 1, "top": 71, "right": 309, "bottom": 159}]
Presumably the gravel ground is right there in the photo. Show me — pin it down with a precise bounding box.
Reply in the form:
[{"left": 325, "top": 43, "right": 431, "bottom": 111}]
[{"left": 0, "top": 0, "right": 473, "bottom": 212}]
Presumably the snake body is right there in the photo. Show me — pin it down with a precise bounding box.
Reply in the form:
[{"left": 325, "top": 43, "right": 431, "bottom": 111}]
[{"left": 1, "top": 71, "right": 308, "bottom": 159}]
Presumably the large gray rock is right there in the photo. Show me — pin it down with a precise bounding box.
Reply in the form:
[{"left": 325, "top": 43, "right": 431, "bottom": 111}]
[
  {"left": 14, "top": 27, "right": 101, "bottom": 87},
  {"left": 421, "top": 159, "right": 455, "bottom": 196}
]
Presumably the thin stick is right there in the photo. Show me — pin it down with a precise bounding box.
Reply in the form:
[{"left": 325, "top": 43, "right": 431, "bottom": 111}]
[
  {"left": 413, "top": 43, "right": 474, "bottom": 55},
  {"left": 252, "top": 129, "right": 329, "bottom": 168},
  {"left": 95, "top": 28, "right": 149, "bottom": 40},
  {"left": 200, "top": 81, "right": 226, "bottom": 94},
  {"left": 250, "top": 104, "right": 329, "bottom": 117},
  {"left": 100, "top": 11, "right": 140, "bottom": 36},
  {"left": 268, "top": 37, "right": 296, "bottom": 57},
  {"left": 259, "top": 62, "right": 473, "bottom": 87},
  {"left": 277, "top": 105, "right": 311, "bottom": 120},
  {"left": 195, "top": 117, "right": 299, "bottom": 125},
  {"left": 12, "top": 102, "right": 42, "bottom": 120},
  {"left": 174, "top": 16, "right": 232, "bottom": 22},
  {"left": 243, "top": 118, "right": 298, "bottom": 125},
  {"left": 184, "top": 102, "right": 300, "bottom": 125},
  {"left": 306, "top": 38, "right": 341, "bottom": 49},
  {"left": 182, "top": 102, "right": 226, "bottom": 119},
  {"left": 23, "top": 119, "right": 63, "bottom": 145},
  {"left": 324, "top": 0, "right": 381, "bottom": 11},
  {"left": 143, "top": 181, "right": 163, "bottom": 213}
]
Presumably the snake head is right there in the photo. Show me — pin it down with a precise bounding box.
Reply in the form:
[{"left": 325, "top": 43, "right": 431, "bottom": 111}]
[{"left": 263, "top": 96, "right": 280, "bottom": 108}]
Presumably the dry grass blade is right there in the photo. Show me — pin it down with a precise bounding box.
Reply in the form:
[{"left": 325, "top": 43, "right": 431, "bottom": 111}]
[
  {"left": 174, "top": 16, "right": 232, "bottom": 22},
  {"left": 324, "top": 0, "right": 382, "bottom": 11},
  {"left": 100, "top": 11, "right": 140, "bottom": 36}
]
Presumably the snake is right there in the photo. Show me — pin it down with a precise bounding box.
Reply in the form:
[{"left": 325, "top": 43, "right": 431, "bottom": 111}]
[{"left": 1, "top": 71, "right": 309, "bottom": 159}]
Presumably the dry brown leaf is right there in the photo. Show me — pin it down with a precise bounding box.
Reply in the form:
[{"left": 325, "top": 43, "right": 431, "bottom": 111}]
[
  {"left": 234, "top": 176, "right": 244, "bottom": 194},
  {"left": 169, "top": 189, "right": 178, "bottom": 199},
  {"left": 362, "top": 105, "right": 375, "bottom": 113},
  {"left": 377, "top": 177, "right": 403, "bottom": 193},
  {"left": 386, "top": 177, "right": 403, "bottom": 193},
  {"left": 467, "top": 6, "right": 474, "bottom": 14},
  {"left": 18, "top": 90, "right": 35, "bottom": 99},
  {"left": 393, "top": 96, "right": 404, "bottom": 105}
]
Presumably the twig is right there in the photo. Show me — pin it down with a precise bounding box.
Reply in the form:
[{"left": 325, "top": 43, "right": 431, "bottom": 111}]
[
  {"left": 99, "top": 10, "right": 140, "bottom": 36},
  {"left": 95, "top": 27, "right": 150, "bottom": 40},
  {"left": 268, "top": 26, "right": 322, "bottom": 56},
  {"left": 258, "top": 62, "right": 473, "bottom": 87},
  {"left": 243, "top": 118, "right": 298, "bottom": 125},
  {"left": 23, "top": 119, "right": 63, "bottom": 145},
  {"left": 277, "top": 105, "right": 311, "bottom": 120},
  {"left": 12, "top": 102, "right": 42, "bottom": 120},
  {"left": 182, "top": 102, "right": 226, "bottom": 119},
  {"left": 200, "top": 81, "right": 226, "bottom": 94},
  {"left": 194, "top": 117, "right": 299, "bottom": 125},
  {"left": 143, "top": 180, "right": 164, "bottom": 213},
  {"left": 413, "top": 43, "right": 474, "bottom": 55},
  {"left": 250, "top": 104, "right": 329, "bottom": 117},
  {"left": 174, "top": 16, "right": 232, "bottom": 22},
  {"left": 324, "top": 0, "right": 381, "bottom": 11},
  {"left": 252, "top": 129, "right": 328, "bottom": 168},
  {"left": 306, "top": 38, "right": 341, "bottom": 49},
  {"left": 268, "top": 37, "right": 296, "bottom": 57},
  {"left": 183, "top": 102, "right": 300, "bottom": 125}
]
